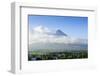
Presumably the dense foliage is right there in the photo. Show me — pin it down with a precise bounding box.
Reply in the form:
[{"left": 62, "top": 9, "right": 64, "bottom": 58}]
[{"left": 28, "top": 50, "right": 88, "bottom": 61}]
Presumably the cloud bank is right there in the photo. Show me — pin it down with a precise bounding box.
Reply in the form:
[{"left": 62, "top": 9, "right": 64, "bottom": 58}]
[{"left": 29, "top": 26, "right": 87, "bottom": 45}]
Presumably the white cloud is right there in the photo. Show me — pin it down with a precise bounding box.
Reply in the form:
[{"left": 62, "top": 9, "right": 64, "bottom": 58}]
[
  {"left": 29, "top": 26, "right": 87, "bottom": 45},
  {"left": 32, "top": 25, "right": 50, "bottom": 33}
]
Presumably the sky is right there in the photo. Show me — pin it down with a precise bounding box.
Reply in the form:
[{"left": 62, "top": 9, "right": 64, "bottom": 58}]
[{"left": 28, "top": 15, "right": 88, "bottom": 39}]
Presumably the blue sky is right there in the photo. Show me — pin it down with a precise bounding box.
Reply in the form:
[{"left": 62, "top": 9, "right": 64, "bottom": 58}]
[{"left": 28, "top": 15, "right": 88, "bottom": 39}]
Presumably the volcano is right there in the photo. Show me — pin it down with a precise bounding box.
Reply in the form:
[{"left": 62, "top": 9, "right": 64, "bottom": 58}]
[{"left": 55, "top": 29, "right": 67, "bottom": 36}]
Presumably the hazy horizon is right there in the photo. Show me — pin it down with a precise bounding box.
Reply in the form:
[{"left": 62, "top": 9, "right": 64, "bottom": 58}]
[{"left": 28, "top": 15, "right": 88, "bottom": 52}]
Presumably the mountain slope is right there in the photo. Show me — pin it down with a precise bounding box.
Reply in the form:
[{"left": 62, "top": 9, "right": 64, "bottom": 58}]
[{"left": 55, "top": 29, "right": 67, "bottom": 36}]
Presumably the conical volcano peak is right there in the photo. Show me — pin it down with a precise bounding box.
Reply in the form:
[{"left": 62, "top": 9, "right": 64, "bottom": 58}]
[{"left": 56, "top": 29, "right": 67, "bottom": 36}]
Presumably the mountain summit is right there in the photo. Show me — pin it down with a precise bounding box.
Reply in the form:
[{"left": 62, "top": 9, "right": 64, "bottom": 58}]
[{"left": 56, "top": 29, "right": 67, "bottom": 36}]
